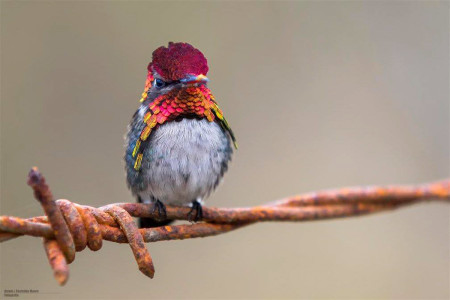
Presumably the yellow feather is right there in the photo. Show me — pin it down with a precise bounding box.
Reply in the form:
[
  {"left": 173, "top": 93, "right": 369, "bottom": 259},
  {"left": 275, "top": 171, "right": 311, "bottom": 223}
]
[
  {"left": 134, "top": 154, "right": 143, "bottom": 170},
  {"left": 140, "top": 126, "right": 152, "bottom": 141},
  {"left": 144, "top": 112, "right": 152, "bottom": 123},
  {"left": 132, "top": 140, "right": 141, "bottom": 157}
]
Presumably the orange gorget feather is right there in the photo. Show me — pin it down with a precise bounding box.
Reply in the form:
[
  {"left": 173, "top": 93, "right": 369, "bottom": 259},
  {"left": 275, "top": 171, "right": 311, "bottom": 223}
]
[{"left": 132, "top": 79, "right": 237, "bottom": 171}]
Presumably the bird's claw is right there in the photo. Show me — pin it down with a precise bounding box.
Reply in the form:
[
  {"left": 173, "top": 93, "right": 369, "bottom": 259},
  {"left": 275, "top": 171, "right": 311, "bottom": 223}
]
[
  {"left": 151, "top": 199, "right": 167, "bottom": 220},
  {"left": 188, "top": 200, "right": 203, "bottom": 222}
]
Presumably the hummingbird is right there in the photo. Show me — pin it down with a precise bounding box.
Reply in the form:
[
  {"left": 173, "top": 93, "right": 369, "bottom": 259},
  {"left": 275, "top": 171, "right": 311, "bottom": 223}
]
[{"left": 125, "top": 42, "right": 237, "bottom": 227}]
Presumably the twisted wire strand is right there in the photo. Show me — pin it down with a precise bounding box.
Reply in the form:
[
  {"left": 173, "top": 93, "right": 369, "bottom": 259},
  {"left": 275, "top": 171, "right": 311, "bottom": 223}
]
[{"left": 0, "top": 167, "right": 449, "bottom": 285}]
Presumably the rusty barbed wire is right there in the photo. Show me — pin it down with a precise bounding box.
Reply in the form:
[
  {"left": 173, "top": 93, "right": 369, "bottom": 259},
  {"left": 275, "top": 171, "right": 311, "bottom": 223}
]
[{"left": 0, "top": 167, "right": 449, "bottom": 285}]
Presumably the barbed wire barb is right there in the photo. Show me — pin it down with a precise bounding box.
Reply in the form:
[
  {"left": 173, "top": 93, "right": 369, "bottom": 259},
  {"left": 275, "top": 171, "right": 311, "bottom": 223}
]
[{"left": 0, "top": 167, "right": 449, "bottom": 285}]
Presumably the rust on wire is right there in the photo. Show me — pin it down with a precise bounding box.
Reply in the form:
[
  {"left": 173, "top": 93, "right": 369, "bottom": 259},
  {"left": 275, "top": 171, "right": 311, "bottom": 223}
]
[
  {"left": 43, "top": 238, "right": 69, "bottom": 285},
  {"left": 75, "top": 205, "right": 102, "bottom": 251},
  {"left": 104, "top": 205, "right": 155, "bottom": 278},
  {"left": 27, "top": 167, "right": 76, "bottom": 263},
  {"left": 0, "top": 167, "right": 449, "bottom": 285},
  {"left": 57, "top": 199, "right": 87, "bottom": 252}
]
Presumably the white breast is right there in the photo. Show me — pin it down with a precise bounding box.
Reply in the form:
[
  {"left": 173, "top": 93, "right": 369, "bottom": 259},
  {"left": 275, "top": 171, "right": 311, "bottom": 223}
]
[{"left": 137, "top": 118, "right": 232, "bottom": 206}]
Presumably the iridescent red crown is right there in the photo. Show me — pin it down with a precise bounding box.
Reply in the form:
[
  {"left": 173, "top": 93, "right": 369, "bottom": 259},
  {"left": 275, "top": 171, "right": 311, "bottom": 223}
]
[{"left": 149, "top": 42, "right": 209, "bottom": 81}]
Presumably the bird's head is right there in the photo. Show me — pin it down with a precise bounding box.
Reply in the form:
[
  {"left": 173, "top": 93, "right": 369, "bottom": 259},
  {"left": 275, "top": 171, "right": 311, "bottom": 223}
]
[{"left": 140, "top": 42, "right": 210, "bottom": 101}]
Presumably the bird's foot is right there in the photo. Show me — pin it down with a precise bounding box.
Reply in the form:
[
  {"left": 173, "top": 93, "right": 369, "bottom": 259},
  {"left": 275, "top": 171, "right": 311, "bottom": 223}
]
[
  {"left": 188, "top": 200, "right": 203, "bottom": 222},
  {"left": 151, "top": 199, "right": 167, "bottom": 220}
]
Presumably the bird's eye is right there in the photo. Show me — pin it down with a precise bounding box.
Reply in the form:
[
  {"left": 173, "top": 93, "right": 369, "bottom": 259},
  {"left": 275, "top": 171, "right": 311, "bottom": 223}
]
[{"left": 154, "top": 78, "right": 166, "bottom": 88}]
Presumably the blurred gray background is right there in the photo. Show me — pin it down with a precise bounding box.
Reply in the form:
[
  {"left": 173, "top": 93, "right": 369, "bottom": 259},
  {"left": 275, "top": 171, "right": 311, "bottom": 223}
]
[{"left": 1, "top": 1, "right": 449, "bottom": 299}]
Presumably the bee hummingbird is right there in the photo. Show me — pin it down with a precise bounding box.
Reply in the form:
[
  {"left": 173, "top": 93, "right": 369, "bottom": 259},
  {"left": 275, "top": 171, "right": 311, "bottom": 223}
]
[{"left": 125, "top": 42, "right": 237, "bottom": 227}]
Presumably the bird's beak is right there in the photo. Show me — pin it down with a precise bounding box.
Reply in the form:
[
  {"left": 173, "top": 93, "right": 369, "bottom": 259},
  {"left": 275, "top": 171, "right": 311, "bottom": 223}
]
[{"left": 180, "top": 74, "right": 209, "bottom": 84}]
